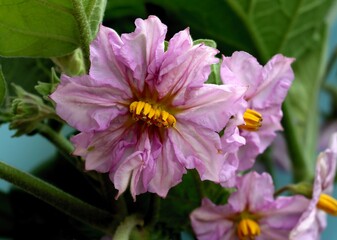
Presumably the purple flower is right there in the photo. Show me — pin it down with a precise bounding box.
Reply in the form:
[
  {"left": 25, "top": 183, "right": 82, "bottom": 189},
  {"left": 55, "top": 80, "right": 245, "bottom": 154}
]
[
  {"left": 220, "top": 51, "right": 294, "bottom": 170},
  {"left": 190, "top": 172, "right": 309, "bottom": 240},
  {"left": 50, "top": 16, "right": 247, "bottom": 199},
  {"left": 290, "top": 133, "right": 337, "bottom": 240}
]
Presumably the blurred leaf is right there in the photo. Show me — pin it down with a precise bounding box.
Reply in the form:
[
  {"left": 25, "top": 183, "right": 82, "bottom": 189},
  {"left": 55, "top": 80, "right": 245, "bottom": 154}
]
[
  {"left": 146, "top": 0, "right": 333, "bottom": 61},
  {"left": 201, "top": 181, "right": 233, "bottom": 205},
  {"left": 284, "top": 25, "right": 328, "bottom": 179},
  {"left": 105, "top": 0, "right": 146, "bottom": 19},
  {"left": 0, "top": 57, "right": 53, "bottom": 95},
  {"left": 158, "top": 171, "right": 200, "bottom": 236},
  {"left": 0, "top": 65, "right": 6, "bottom": 106},
  {"left": 158, "top": 171, "right": 232, "bottom": 236},
  {"left": 0, "top": 0, "right": 106, "bottom": 57},
  {"left": 0, "top": 190, "right": 13, "bottom": 236},
  {"left": 103, "top": 0, "right": 146, "bottom": 33}
]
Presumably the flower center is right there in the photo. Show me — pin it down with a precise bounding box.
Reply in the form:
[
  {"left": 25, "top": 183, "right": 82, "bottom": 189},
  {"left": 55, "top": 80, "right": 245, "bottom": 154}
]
[
  {"left": 239, "top": 109, "right": 263, "bottom": 131},
  {"left": 317, "top": 193, "right": 337, "bottom": 216},
  {"left": 237, "top": 218, "right": 261, "bottom": 240},
  {"left": 129, "top": 101, "right": 176, "bottom": 128}
]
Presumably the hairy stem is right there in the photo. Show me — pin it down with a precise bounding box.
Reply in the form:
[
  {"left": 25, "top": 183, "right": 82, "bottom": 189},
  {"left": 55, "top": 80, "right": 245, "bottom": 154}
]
[
  {"left": 0, "top": 161, "right": 120, "bottom": 234},
  {"left": 36, "top": 123, "right": 74, "bottom": 156},
  {"left": 113, "top": 214, "right": 144, "bottom": 240},
  {"left": 71, "top": 0, "right": 91, "bottom": 73}
]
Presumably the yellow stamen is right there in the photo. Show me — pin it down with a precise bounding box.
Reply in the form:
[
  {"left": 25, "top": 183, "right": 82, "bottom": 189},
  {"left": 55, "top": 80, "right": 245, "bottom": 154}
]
[
  {"left": 239, "top": 109, "right": 263, "bottom": 131},
  {"left": 237, "top": 218, "right": 261, "bottom": 240},
  {"left": 135, "top": 101, "right": 145, "bottom": 115},
  {"left": 129, "top": 101, "right": 176, "bottom": 128},
  {"left": 317, "top": 193, "right": 337, "bottom": 216},
  {"left": 143, "top": 103, "right": 152, "bottom": 115},
  {"left": 167, "top": 114, "right": 177, "bottom": 127},
  {"left": 161, "top": 111, "right": 169, "bottom": 121}
]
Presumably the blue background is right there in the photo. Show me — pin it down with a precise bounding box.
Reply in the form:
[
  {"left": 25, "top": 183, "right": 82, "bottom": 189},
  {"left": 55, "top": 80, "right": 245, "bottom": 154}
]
[{"left": 1, "top": 15, "right": 337, "bottom": 240}]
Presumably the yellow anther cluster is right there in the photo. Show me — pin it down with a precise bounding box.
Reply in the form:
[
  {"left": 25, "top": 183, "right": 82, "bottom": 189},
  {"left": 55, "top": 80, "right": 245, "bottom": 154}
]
[
  {"left": 317, "top": 193, "right": 337, "bottom": 216},
  {"left": 239, "top": 109, "right": 263, "bottom": 131},
  {"left": 129, "top": 101, "right": 176, "bottom": 128},
  {"left": 237, "top": 218, "right": 261, "bottom": 240}
]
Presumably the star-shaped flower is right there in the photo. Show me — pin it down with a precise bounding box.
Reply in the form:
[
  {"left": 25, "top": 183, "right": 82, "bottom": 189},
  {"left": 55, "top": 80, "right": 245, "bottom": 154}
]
[
  {"left": 220, "top": 51, "right": 295, "bottom": 170},
  {"left": 51, "top": 16, "right": 246, "bottom": 199},
  {"left": 290, "top": 133, "right": 337, "bottom": 240},
  {"left": 190, "top": 172, "right": 309, "bottom": 240}
]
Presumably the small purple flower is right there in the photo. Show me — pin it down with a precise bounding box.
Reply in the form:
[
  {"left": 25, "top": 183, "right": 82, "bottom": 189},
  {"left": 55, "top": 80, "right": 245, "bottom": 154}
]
[
  {"left": 220, "top": 51, "right": 295, "bottom": 170},
  {"left": 190, "top": 172, "right": 309, "bottom": 240},
  {"left": 290, "top": 133, "right": 337, "bottom": 240},
  {"left": 50, "top": 16, "right": 247, "bottom": 199}
]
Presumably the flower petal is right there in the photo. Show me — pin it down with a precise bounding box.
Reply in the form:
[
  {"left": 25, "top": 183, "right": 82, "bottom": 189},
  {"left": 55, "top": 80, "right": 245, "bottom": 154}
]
[
  {"left": 113, "top": 151, "right": 144, "bottom": 199},
  {"left": 148, "top": 134, "right": 186, "bottom": 198},
  {"left": 190, "top": 198, "right": 235, "bottom": 240},
  {"left": 169, "top": 121, "right": 227, "bottom": 183},
  {"left": 177, "top": 84, "right": 247, "bottom": 132},
  {"left": 71, "top": 116, "right": 137, "bottom": 172},
  {"left": 89, "top": 25, "right": 131, "bottom": 93},
  {"left": 220, "top": 51, "right": 263, "bottom": 99},
  {"left": 252, "top": 54, "right": 294, "bottom": 109},
  {"left": 118, "top": 15, "right": 167, "bottom": 92},
  {"left": 235, "top": 132, "right": 260, "bottom": 171},
  {"left": 156, "top": 29, "right": 218, "bottom": 99},
  {"left": 50, "top": 74, "right": 129, "bottom": 131},
  {"left": 261, "top": 195, "right": 310, "bottom": 239},
  {"left": 319, "top": 132, "right": 337, "bottom": 193},
  {"left": 228, "top": 172, "right": 274, "bottom": 212}
]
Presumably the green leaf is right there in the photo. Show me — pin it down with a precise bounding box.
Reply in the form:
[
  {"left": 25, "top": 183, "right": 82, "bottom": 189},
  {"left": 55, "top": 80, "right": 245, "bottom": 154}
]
[
  {"left": 283, "top": 25, "right": 328, "bottom": 181},
  {"left": 146, "top": 0, "right": 333, "bottom": 61},
  {"left": 0, "top": 0, "right": 106, "bottom": 57},
  {"left": 193, "top": 39, "right": 217, "bottom": 48},
  {"left": 0, "top": 65, "right": 6, "bottom": 106},
  {"left": 103, "top": 0, "right": 146, "bottom": 33},
  {"left": 105, "top": 0, "right": 146, "bottom": 19},
  {"left": 0, "top": 57, "right": 53, "bottom": 95},
  {"left": 206, "top": 62, "right": 221, "bottom": 85},
  {"left": 159, "top": 171, "right": 201, "bottom": 235},
  {"left": 84, "top": 0, "right": 107, "bottom": 38}
]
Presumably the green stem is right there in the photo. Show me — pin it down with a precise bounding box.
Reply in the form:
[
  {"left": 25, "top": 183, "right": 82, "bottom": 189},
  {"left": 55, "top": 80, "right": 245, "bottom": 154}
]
[
  {"left": 282, "top": 104, "right": 311, "bottom": 182},
  {"left": 273, "top": 186, "right": 291, "bottom": 197},
  {"left": 36, "top": 123, "right": 87, "bottom": 173},
  {"left": 71, "top": 0, "right": 91, "bottom": 73},
  {"left": 226, "top": 0, "right": 270, "bottom": 62},
  {"left": 36, "top": 123, "right": 73, "bottom": 155},
  {"left": 0, "top": 161, "right": 120, "bottom": 235},
  {"left": 113, "top": 214, "right": 144, "bottom": 240}
]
